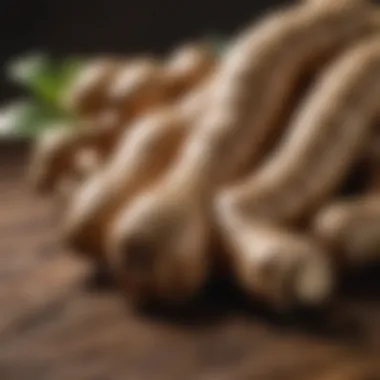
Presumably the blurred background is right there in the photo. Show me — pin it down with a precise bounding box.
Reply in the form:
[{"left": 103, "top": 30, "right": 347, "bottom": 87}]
[{"left": 0, "top": 0, "right": 290, "bottom": 102}]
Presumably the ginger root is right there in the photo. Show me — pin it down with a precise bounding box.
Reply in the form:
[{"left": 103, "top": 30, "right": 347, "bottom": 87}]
[
  {"left": 62, "top": 84, "right": 207, "bottom": 264},
  {"left": 104, "top": 0, "right": 380, "bottom": 304},
  {"left": 313, "top": 195, "right": 380, "bottom": 265},
  {"left": 26, "top": 1, "right": 380, "bottom": 312},
  {"left": 30, "top": 43, "right": 216, "bottom": 196},
  {"left": 61, "top": 57, "right": 122, "bottom": 117}
]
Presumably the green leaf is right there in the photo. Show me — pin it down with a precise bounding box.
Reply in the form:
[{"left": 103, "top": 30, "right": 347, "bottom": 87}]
[
  {"left": 0, "top": 101, "right": 75, "bottom": 138},
  {"left": 5, "top": 53, "right": 83, "bottom": 137},
  {"left": 7, "top": 53, "right": 83, "bottom": 109},
  {"left": 8, "top": 53, "right": 48, "bottom": 86}
]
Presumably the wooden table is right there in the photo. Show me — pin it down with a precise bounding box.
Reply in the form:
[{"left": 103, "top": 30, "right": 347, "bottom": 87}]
[{"left": 1, "top": 142, "right": 379, "bottom": 380}]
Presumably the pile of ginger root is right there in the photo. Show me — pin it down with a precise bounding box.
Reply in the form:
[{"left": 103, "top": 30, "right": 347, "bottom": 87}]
[{"left": 28, "top": 0, "right": 380, "bottom": 312}]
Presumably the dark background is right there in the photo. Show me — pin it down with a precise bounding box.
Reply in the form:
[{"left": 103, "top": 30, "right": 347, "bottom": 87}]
[{"left": 0, "top": 0, "right": 291, "bottom": 102}]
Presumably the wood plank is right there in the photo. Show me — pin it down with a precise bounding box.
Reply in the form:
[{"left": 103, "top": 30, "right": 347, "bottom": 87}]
[{"left": 0, "top": 143, "right": 379, "bottom": 380}]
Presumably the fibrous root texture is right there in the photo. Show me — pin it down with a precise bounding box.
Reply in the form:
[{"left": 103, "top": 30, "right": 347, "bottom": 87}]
[{"left": 28, "top": 0, "right": 380, "bottom": 312}]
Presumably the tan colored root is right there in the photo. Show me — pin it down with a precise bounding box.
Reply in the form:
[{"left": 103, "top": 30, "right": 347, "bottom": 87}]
[
  {"left": 106, "top": 57, "right": 169, "bottom": 120},
  {"left": 218, "top": 204, "right": 334, "bottom": 309},
  {"left": 62, "top": 82, "right": 209, "bottom": 264},
  {"left": 61, "top": 58, "right": 122, "bottom": 116},
  {"left": 217, "top": 37, "right": 380, "bottom": 226},
  {"left": 313, "top": 195, "right": 380, "bottom": 265},
  {"left": 104, "top": 0, "right": 380, "bottom": 303},
  {"left": 214, "top": 36, "right": 380, "bottom": 308},
  {"left": 31, "top": 45, "right": 216, "bottom": 197},
  {"left": 105, "top": 45, "right": 216, "bottom": 120},
  {"left": 106, "top": 84, "right": 212, "bottom": 300},
  {"left": 28, "top": 112, "right": 119, "bottom": 194},
  {"left": 63, "top": 109, "right": 187, "bottom": 262},
  {"left": 62, "top": 43, "right": 216, "bottom": 120},
  {"left": 178, "top": 0, "right": 379, "bottom": 186},
  {"left": 162, "top": 42, "right": 216, "bottom": 99}
]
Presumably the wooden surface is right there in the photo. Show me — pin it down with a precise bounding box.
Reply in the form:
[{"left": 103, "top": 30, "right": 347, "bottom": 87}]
[{"left": 1, "top": 142, "right": 380, "bottom": 380}]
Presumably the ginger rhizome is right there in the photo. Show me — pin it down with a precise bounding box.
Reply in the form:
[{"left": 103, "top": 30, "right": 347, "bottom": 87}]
[{"left": 27, "top": 1, "right": 380, "bottom": 310}]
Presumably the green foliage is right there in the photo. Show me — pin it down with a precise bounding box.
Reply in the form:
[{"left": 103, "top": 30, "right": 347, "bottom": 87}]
[
  {"left": 1, "top": 35, "right": 229, "bottom": 138},
  {"left": 8, "top": 53, "right": 82, "bottom": 107},
  {"left": 0, "top": 101, "right": 76, "bottom": 138},
  {"left": 2, "top": 53, "right": 82, "bottom": 137}
]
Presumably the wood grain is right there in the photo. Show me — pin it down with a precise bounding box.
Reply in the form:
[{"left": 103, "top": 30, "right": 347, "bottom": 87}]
[{"left": 0, "top": 141, "right": 379, "bottom": 380}]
